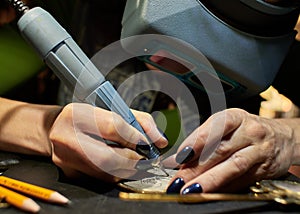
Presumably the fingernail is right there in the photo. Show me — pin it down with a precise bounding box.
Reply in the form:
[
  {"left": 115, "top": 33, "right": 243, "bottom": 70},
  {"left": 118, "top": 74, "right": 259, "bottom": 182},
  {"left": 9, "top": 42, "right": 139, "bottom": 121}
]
[
  {"left": 136, "top": 140, "right": 151, "bottom": 157},
  {"left": 166, "top": 177, "right": 185, "bottom": 194},
  {"left": 158, "top": 128, "right": 169, "bottom": 141},
  {"left": 136, "top": 140, "right": 161, "bottom": 160},
  {"left": 182, "top": 183, "right": 203, "bottom": 195},
  {"left": 175, "top": 146, "right": 195, "bottom": 164}
]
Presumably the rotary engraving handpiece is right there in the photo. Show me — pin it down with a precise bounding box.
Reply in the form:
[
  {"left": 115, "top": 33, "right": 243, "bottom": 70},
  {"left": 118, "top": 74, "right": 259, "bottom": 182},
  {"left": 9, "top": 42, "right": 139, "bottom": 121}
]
[{"left": 9, "top": 3, "right": 167, "bottom": 175}]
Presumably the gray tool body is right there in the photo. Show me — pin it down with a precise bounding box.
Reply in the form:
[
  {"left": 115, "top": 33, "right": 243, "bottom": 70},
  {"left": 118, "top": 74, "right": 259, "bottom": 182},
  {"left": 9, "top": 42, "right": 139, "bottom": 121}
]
[{"left": 17, "top": 7, "right": 160, "bottom": 161}]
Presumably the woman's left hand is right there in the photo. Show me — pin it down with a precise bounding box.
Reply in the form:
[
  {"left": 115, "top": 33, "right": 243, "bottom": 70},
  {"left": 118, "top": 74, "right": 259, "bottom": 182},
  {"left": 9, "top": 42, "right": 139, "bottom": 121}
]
[{"left": 167, "top": 108, "right": 300, "bottom": 194}]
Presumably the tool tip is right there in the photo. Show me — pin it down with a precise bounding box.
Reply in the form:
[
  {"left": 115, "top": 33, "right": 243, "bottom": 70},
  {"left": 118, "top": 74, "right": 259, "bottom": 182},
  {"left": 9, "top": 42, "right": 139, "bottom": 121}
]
[{"left": 151, "top": 158, "right": 169, "bottom": 177}]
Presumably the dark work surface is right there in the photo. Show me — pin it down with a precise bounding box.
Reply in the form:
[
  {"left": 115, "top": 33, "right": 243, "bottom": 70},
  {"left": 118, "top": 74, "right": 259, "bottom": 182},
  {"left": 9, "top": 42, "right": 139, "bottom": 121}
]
[{"left": 0, "top": 151, "right": 300, "bottom": 214}]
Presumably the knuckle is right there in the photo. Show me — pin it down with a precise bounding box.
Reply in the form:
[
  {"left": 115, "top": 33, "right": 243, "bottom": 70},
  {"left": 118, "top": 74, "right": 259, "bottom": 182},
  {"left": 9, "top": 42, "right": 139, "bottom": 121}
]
[
  {"left": 214, "top": 142, "right": 231, "bottom": 157},
  {"left": 262, "top": 161, "right": 278, "bottom": 176},
  {"left": 260, "top": 151, "right": 280, "bottom": 176},
  {"left": 140, "top": 112, "right": 155, "bottom": 133},
  {"left": 124, "top": 131, "right": 137, "bottom": 146},
  {"left": 101, "top": 114, "right": 120, "bottom": 137},
  {"left": 142, "top": 112, "right": 153, "bottom": 122},
  {"left": 262, "top": 140, "right": 277, "bottom": 154},
  {"left": 244, "top": 119, "right": 266, "bottom": 139},
  {"left": 102, "top": 121, "right": 115, "bottom": 137},
  {"left": 230, "top": 153, "right": 250, "bottom": 173},
  {"left": 63, "top": 103, "right": 73, "bottom": 113},
  {"left": 105, "top": 113, "right": 139, "bottom": 146},
  {"left": 59, "top": 104, "right": 74, "bottom": 123}
]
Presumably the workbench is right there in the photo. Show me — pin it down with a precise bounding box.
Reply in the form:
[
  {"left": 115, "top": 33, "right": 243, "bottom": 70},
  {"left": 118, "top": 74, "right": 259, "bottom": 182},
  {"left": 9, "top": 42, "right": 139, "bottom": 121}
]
[{"left": 1, "top": 151, "right": 299, "bottom": 214}]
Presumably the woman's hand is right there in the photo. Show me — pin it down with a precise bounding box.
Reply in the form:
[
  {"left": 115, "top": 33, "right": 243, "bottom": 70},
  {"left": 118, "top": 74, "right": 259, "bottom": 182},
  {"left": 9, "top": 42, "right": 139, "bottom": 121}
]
[
  {"left": 167, "top": 108, "right": 300, "bottom": 194},
  {"left": 50, "top": 103, "right": 168, "bottom": 182}
]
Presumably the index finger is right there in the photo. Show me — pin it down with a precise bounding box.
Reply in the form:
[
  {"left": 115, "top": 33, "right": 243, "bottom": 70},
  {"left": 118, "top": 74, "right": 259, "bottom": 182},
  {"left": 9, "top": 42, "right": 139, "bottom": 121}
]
[
  {"left": 132, "top": 110, "right": 168, "bottom": 148},
  {"left": 175, "top": 109, "right": 247, "bottom": 164},
  {"left": 168, "top": 145, "right": 264, "bottom": 194}
]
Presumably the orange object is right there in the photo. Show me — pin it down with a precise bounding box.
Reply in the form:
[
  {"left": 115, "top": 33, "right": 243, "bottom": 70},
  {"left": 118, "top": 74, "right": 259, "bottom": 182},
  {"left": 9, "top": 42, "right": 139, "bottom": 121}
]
[
  {"left": 0, "top": 176, "right": 69, "bottom": 204},
  {"left": 0, "top": 185, "right": 40, "bottom": 213}
]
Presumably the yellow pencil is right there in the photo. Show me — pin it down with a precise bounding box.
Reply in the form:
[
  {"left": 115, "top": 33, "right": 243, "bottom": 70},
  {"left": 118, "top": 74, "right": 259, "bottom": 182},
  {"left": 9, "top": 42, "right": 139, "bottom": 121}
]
[
  {"left": 0, "top": 192, "right": 10, "bottom": 208},
  {"left": 0, "top": 185, "right": 40, "bottom": 213},
  {"left": 0, "top": 176, "right": 69, "bottom": 204}
]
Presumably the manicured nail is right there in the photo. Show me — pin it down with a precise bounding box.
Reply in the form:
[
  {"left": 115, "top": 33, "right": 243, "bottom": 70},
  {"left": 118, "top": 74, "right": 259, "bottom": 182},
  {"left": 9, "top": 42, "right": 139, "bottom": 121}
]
[
  {"left": 175, "top": 146, "right": 195, "bottom": 164},
  {"left": 182, "top": 183, "right": 203, "bottom": 195},
  {"left": 136, "top": 140, "right": 151, "bottom": 157},
  {"left": 136, "top": 140, "right": 161, "bottom": 160},
  {"left": 166, "top": 177, "right": 185, "bottom": 194},
  {"left": 158, "top": 128, "right": 169, "bottom": 141}
]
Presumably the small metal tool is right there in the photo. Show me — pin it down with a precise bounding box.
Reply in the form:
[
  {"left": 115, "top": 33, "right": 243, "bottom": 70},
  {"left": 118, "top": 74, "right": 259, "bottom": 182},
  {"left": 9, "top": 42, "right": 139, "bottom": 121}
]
[{"left": 7, "top": 0, "right": 167, "bottom": 175}]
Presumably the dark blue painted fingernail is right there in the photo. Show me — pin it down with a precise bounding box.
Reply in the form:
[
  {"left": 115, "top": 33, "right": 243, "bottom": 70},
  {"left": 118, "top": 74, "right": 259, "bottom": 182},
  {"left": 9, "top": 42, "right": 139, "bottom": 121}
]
[
  {"left": 182, "top": 183, "right": 203, "bottom": 194},
  {"left": 136, "top": 140, "right": 151, "bottom": 157},
  {"left": 136, "top": 140, "right": 161, "bottom": 160},
  {"left": 175, "top": 146, "right": 195, "bottom": 164},
  {"left": 166, "top": 177, "right": 185, "bottom": 194},
  {"left": 158, "top": 128, "right": 169, "bottom": 141}
]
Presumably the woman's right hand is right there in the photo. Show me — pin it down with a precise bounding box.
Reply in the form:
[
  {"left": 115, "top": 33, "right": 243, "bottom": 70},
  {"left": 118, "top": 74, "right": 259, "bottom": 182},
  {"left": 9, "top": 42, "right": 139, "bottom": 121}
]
[{"left": 49, "top": 103, "right": 168, "bottom": 182}]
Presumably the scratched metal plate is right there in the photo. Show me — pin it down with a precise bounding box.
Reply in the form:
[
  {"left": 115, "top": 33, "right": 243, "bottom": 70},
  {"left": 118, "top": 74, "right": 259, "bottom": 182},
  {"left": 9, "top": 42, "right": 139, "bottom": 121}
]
[{"left": 118, "top": 168, "right": 178, "bottom": 193}]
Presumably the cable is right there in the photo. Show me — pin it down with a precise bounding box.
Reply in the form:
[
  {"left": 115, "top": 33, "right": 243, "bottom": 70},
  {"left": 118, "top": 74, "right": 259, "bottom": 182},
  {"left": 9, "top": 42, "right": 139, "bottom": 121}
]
[{"left": 6, "top": 0, "right": 29, "bottom": 15}]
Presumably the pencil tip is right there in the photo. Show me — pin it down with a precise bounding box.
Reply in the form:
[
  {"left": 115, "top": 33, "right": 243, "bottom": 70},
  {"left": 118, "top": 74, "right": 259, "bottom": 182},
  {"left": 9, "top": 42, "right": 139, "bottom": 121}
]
[
  {"left": 23, "top": 198, "right": 40, "bottom": 213},
  {"left": 50, "top": 192, "right": 70, "bottom": 204},
  {"left": 65, "top": 199, "right": 73, "bottom": 206}
]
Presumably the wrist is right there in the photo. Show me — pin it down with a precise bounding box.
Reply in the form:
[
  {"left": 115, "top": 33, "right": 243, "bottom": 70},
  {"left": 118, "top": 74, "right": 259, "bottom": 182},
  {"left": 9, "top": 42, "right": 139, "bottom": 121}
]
[
  {"left": 274, "top": 118, "right": 300, "bottom": 165},
  {"left": 43, "top": 105, "right": 63, "bottom": 157},
  {"left": 0, "top": 98, "right": 62, "bottom": 157}
]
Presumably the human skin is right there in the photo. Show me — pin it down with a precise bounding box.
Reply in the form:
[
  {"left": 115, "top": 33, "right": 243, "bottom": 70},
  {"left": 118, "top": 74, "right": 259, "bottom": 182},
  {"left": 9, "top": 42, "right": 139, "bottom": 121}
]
[
  {"left": 2, "top": 0, "right": 300, "bottom": 187},
  {"left": 0, "top": 2, "right": 168, "bottom": 182},
  {"left": 166, "top": 0, "right": 300, "bottom": 194},
  {"left": 167, "top": 108, "right": 300, "bottom": 193},
  {"left": 0, "top": 97, "right": 167, "bottom": 182},
  {"left": 295, "top": 15, "right": 300, "bottom": 40}
]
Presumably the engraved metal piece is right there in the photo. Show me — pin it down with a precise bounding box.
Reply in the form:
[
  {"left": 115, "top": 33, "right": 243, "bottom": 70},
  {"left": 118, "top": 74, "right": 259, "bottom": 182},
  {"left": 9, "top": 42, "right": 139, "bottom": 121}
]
[
  {"left": 251, "top": 180, "right": 300, "bottom": 205},
  {"left": 118, "top": 168, "right": 177, "bottom": 193},
  {"left": 120, "top": 177, "right": 300, "bottom": 205}
]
